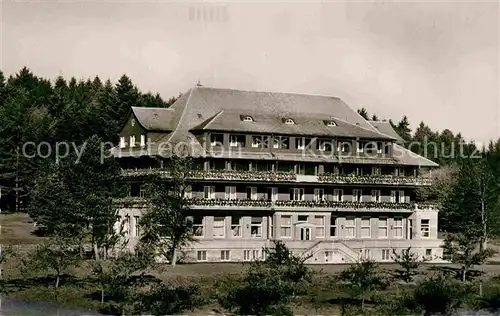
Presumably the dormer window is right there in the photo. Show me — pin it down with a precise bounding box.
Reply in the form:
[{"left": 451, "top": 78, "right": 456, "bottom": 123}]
[
  {"left": 284, "top": 118, "right": 295, "bottom": 125},
  {"left": 242, "top": 116, "right": 253, "bottom": 122},
  {"left": 327, "top": 120, "right": 337, "bottom": 127}
]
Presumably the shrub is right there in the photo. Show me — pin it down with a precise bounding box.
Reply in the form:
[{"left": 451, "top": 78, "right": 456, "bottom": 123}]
[
  {"left": 413, "top": 274, "right": 470, "bottom": 316},
  {"left": 138, "top": 282, "right": 202, "bottom": 315}
]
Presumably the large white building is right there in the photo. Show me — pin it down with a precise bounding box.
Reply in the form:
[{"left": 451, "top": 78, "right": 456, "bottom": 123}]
[{"left": 113, "top": 87, "right": 442, "bottom": 264}]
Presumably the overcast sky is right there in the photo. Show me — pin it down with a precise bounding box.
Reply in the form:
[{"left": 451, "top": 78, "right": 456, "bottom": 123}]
[{"left": 2, "top": 0, "right": 499, "bottom": 144}]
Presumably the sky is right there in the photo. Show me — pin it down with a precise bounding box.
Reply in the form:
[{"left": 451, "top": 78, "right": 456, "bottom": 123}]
[{"left": 2, "top": 0, "right": 499, "bottom": 145}]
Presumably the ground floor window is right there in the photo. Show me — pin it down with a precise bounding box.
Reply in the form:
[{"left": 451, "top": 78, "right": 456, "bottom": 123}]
[
  {"left": 197, "top": 250, "right": 207, "bottom": 262},
  {"left": 330, "top": 216, "right": 337, "bottom": 237},
  {"left": 243, "top": 250, "right": 251, "bottom": 261},
  {"left": 315, "top": 216, "right": 325, "bottom": 238},
  {"left": 360, "top": 249, "right": 371, "bottom": 260},
  {"left": 231, "top": 216, "right": 242, "bottom": 237},
  {"left": 361, "top": 217, "right": 371, "bottom": 238},
  {"left": 393, "top": 217, "right": 403, "bottom": 238},
  {"left": 421, "top": 219, "right": 430, "bottom": 238},
  {"left": 193, "top": 216, "right": 204, "bottom": 237},
  {"left": 252, "top": 249, "right": 260, "bottom": 260},
  {"left": 251, "top": 217, "right": 263, "bottom": 237},
  {"left": 425, "top": 249, "right": 432, "bottom": 259},
  {"left": 345, "top": 217, "right": 355, "bottom": 238},
  {"left": 134, "top": 216, "right": 140, "bottom": 237},
  {"left": 382, "top": 249, "right": 390, "bottom": 261},
  {"left": 213, "top": 217, "right": 226, "bottom": 238},
  {"left": 220, "top": 250, "right": 231, "bottom": 261}
]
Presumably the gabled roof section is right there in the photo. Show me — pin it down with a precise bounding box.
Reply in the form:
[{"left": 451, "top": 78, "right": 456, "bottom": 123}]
[
  {"left": 369, "top": 121, "right": 405, "bottom": 144},
  {"left": 177, "top": 87, "right": 382, "bottom": 133},
  {"left": 131, "top": 107, "right": 175, "bottom": 131},
  {"left": 192, "top": 110, "right": 394, "bottom": 139},
  {"left": 393, "top": 144, "right": 439, "bottom": 167}
]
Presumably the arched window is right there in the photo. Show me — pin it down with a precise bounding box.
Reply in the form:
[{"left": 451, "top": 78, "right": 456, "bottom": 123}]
[
  {"left": 243, "top": 116, "right": 253, "bottom": 122},
  {"left": 327, "top": 120, "right": 337, "bottom": 127},
  {"left": 284, "top": 118, "right": 295, "bottom": 125}
]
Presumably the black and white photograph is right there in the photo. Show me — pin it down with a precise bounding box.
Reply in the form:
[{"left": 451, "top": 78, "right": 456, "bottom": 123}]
[{"left": 0, "top": 1, "right": 499, "bottom": 315}]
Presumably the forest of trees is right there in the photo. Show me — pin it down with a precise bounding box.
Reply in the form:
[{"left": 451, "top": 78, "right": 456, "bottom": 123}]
[{"left": 0, "top": 67, "right": 178, "bottom": 214}]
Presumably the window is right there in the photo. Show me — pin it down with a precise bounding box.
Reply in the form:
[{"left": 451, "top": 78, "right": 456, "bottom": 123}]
[
  {"left": 333, "top": 189, "right": 343, "bottom": 202},
  {"left": 338, "top": 141, "right": 351, "bottom": 153},
  {"left": 357, "top": 141, "right": 364, "bottom": 153},
  {"left": 197, "top": 250, "right": 207, "bottom": 261},
  {"left": 284, "top": 118, "right": 295, "bottom": 125},
  {"left": 315, "top": 216, "right": 325, "bottom": 238},
  {"left": 281, "top": 215, "right": 292, "bottom": 238},
  {"left": 140, "top": 135, "right": 146, "bottom": 147},
  {"left": 134, "top": 216, "right": 140, "bottom": 237},
  {"left": 243, "top": 250, "right": 251, "bottom": 261},
  {"left": 130, "top": 136, "right": 136, "bottom": 147},
  {"left": 345, "top": 217, "right": 355, "bottom": 238},
  {"left": 225, "top": 186, "right": 236, "bottom": 200},
  {"left": 131, "top": 118, "right": 135, "bottom": 127},
  {"left": 296, "top": 137, "right": 305, "bottom": 150},
  {"left": 193, "top": 216, "right": 204, "bottom": 236},
  {"left": 327, "top": 120, "right": 337, "bottom": 127},
  {"left": 119, "top": 136, "right": 126, "bottom": 148},
  {"left": 393, "top": 217, "right": 403, "bottom": 238},
  {"left": 378, "top": 218, "right": 388, "bottom": 238},
  {"left": 213, "top": 217, "right": 226, "bottom": 238},
  {"left": 243, "top": 115, "right": 253, "bottom": 122},
  {"left": 382, "top": 249, "right": 391, "bottom": 261},
  {"left": 371, "top": 190, "right": 381, "bottom": 202},
  {"left": 298, "top": 215, "right": 308, "bottom": 222},
  {"left": 361, "top": 217, "right": 371, "bottom": 238},
  {"left": 330, "top": 216, "right": 338, "bottom": 237},
  {"left": 391, "top": 190, "right": 405, "bottom": 203},
  {"left": 139, "top": 184, "right": 146, "bottom": 198},
  {"left": 210, "top": 133, "right": 224, "bottom": 146},
  {"left": 252, "top": 249, "right": 260, "bottom": 260},
  {"left": 229, "top": 134, "right": 245, "bottom": 147},
  {"left": 296, "top": 163, "right": 305, "bottom": 175},
  {"left": 183, "top": 185, "right": 192, "bottom": 199},
  {"left": 377, "top": 142, "right": 383, "bottom": 154},
  {"left": 290, "top": 188, "right": 305, "bottom": 201},
  {"left": 269, "top": 216, "right": 274, "bottom": 239},
  {"left": 220, "top": 250, "right": 231, "bottom": 261},
  {"left": 425, "top": 249, "right": 432, "bottom": 258},
  {"left": 273, "top": 136, "right": 289, "bottom": 149},
  {"left": 267, "top": 187, "right": 278, "bottom": 201},
  {"left": 318, "top": 139, "right": 332, "bottom": 152},
  {"left": 251, "top": 135, "right": 269, "bottom": 148},
  {"left": 204, "top": 186, "right": 215, "bottom": 199},
  {"left": 231, "top": 216, "right": 242, "bottom": 237},
  {"left": 314, "top": 188, "right": 324, "bottom": 201},
  {"left": 353, "top": 189, "right": 363, "bottom": 202},
  {"left": 371, "top": 166, "right": 381, "bottom": 175},
  {"left": 247, "top": 187, "right": 257, "bottom": 200},
  {"left": 361, "top": 249, "right": 371, "bottom": 260},
  {"left": 251, "top": 217, "right": 262, "bottom": 237},
  {"left": 421, "top": 219, "right": 430, "bottom": 238}
]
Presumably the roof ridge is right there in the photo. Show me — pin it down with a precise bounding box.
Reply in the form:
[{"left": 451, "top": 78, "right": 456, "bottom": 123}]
[
  {"left": 131, "top": 106, "right": 174, "bottom": 111},
  {"left": 192, "top": 86, "right": 343, "bottom": 100},
  {"left": 329, "top": 115, "right": 395, "bottom": 140},
  {"left": 203, "top": 110, "right": 224, "bottom": 130},
  {"left": 165, "top": 88, "right": 194, "bottom": 143}
]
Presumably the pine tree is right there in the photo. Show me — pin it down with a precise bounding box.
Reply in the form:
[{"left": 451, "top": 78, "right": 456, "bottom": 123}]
[
  {"left": 357, "top": 108, "right": 369, "bottom": 120},
  {"left": 396, "top": 116, "right": 412, "bottom": 143}
]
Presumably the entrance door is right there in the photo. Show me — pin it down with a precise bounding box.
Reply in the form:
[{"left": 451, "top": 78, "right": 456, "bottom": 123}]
[{"left": 300, "top": 227, "right": 311, "bottom": 241}]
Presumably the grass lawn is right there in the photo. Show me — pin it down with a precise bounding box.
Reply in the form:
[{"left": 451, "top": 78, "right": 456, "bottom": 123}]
[{"left": 2, "top": 212, "right": 500, "bottom": 314}]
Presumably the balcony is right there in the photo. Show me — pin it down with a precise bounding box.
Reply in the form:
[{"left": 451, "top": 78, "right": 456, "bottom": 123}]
[
  {"left": 122, "top": 169, "right": 432, "bottom": 186},
  {"left": 115, "top": 196, "right": 437, "bottom": 211},
  {"left": 318, "top": 173, "right": 432, "bottom": 186},
  {"left": 122, "top": 169, "right": 296, "bottom": 182}
]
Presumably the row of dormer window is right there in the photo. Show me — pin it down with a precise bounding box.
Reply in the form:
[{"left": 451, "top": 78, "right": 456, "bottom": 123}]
[
  {"left": 210, "top": 133, "right": 390, "bottom": 153},
  {"left": 120, "top": 135, "right": 146, "bottom": 149},
  {"left": 241, "top": 115, "right": 337, "bottom": 127}
]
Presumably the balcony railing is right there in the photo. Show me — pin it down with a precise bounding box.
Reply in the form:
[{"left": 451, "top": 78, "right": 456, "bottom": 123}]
[
  {"left": 122, "top": 169, "right": 432, "bottom": 185},
  {"left": 115, "top": 196, "right": 438, "bottom": 210},
  {"left": 318, "top": 173, "right": 432, "bottom": 186}
]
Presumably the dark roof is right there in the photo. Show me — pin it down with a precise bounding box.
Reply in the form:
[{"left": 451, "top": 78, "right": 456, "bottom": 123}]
[
  {"left": 368, "top": 121, "right": 405, "bottom": 144},
  {"left": 194, "top": 110, "right": 393, "bottom": 139}
]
